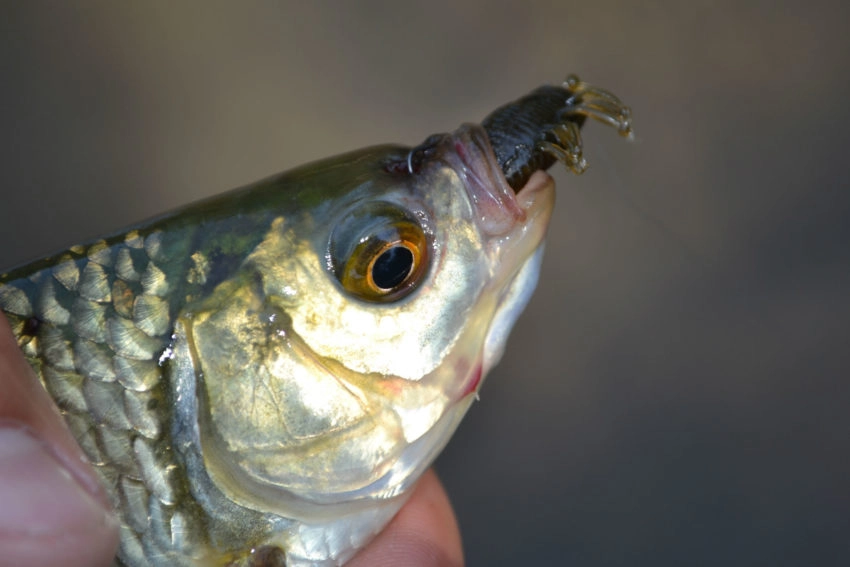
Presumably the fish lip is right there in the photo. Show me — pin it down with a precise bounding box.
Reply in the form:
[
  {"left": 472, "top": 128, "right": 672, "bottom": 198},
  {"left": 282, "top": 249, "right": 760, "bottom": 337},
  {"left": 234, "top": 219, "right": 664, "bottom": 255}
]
[
  {"left": 441, "top": 124, "right": 526, "bottom": 237},
  {"left": 434, "top": 125, "right": 556, "bottom": 403},
  {"left": 440, "top": 123, "right": 552, "bottom": 237}
]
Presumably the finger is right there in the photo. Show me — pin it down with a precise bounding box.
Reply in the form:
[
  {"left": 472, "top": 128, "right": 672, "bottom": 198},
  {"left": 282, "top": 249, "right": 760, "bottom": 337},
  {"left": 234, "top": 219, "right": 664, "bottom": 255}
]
[
  {"left": 348, "top": 468, "right": 464, "bottom": 567},
  {"left": 0, "top": 314, "right": 119, "bottom": 567}
]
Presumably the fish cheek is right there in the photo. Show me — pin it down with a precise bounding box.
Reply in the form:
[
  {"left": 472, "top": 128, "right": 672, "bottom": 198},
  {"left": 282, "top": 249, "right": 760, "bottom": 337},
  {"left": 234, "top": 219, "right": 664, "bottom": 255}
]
[{"left": 179, "top": 276, "right": 404, "bottom": 507}]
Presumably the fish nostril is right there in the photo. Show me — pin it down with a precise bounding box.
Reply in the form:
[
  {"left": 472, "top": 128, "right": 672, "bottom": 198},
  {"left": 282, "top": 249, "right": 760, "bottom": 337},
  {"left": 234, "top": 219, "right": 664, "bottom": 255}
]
[{"left": 406, "top": 133, "right": 445, "bottom": 174}]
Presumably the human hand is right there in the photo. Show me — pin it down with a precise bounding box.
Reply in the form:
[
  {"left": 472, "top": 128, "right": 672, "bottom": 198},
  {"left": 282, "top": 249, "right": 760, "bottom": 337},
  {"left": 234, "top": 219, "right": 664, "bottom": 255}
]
[
  {"left": 0, "top": 315, "right": 463, "bottom": 566},
  {"left": 348, "top": 469, "right": 465, "bottom": 567},
  {"left": 0, "top": 314, "right": 119, "bottom": 567}
]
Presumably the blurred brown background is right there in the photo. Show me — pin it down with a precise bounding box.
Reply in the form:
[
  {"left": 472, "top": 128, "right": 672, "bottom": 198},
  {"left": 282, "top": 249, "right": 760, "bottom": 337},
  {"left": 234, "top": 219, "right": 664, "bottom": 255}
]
[{"left": 2, "top": 2, "right": 848, "bottom": 565}]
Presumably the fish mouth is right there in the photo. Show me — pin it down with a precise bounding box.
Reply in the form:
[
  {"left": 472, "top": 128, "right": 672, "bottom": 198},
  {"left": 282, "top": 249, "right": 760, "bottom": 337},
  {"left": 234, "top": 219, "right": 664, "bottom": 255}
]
[
  {"left": 439, "top": 123, "right": 555, "bottom": 238},
  {"left": 434, "top": 124, "right": 556, "bottom": 401}
]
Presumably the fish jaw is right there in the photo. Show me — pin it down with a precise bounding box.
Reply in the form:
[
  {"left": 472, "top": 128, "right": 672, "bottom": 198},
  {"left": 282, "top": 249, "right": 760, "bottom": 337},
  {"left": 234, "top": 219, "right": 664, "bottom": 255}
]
[{"left": 429, "top": 124, "right": 555, "bottom": 399}]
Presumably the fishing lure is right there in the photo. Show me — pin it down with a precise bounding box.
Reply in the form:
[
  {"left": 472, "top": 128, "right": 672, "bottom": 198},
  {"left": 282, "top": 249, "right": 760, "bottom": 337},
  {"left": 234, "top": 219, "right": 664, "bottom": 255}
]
[{"left": 0, "top": 75, "right": 631, "bottom": 566}]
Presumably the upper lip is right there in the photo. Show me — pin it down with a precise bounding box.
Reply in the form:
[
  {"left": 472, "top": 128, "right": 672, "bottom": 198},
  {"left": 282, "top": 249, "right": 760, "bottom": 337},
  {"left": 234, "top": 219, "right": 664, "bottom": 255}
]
[{"left": 440, "top": 124, "right": 527, "bottom": 237}]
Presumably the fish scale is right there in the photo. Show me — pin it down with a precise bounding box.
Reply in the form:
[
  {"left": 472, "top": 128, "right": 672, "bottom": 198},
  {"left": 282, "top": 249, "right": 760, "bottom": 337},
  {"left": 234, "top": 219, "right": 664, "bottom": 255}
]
[{"left": 0, "top": 229, "right": 212, "bottom": 565}]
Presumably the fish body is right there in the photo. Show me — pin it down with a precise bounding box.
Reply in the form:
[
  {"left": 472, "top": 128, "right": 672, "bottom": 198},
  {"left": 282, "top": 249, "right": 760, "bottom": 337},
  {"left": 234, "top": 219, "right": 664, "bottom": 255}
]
[{"left": 0, "top": 77, "right": 631, "bottom": 566}]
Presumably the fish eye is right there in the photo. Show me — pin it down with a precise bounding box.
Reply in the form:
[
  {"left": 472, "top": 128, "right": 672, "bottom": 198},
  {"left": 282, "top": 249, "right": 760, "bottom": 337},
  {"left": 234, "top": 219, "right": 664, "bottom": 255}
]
[
  {"left": 329, "top": 202, "right": 431, "bottom": 303},
  {"left": 370, "top": 243, "right": 415, "bottom": 290}
]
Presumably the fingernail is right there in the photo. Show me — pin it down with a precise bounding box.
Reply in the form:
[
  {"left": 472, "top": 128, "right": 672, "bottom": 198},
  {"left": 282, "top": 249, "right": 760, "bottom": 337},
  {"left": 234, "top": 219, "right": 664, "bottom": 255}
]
[{"left": 0, "top": 426, "right": 113, "bottom": 537}]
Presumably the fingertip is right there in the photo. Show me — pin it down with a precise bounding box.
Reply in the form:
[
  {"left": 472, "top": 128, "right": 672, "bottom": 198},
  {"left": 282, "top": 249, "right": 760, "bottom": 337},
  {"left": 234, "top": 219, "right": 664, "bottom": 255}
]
[
  {"left": 0, "top": 315, "right": 111, "bottom": 505},
  {"left": 0, "top": 316, "right": 120, "bottom": 566},
  {"left": 0, "top": 426, "right": 119, "bottom": 567},
  {"left": 349, "top": 469, "right": 464, "bottom": 567}
]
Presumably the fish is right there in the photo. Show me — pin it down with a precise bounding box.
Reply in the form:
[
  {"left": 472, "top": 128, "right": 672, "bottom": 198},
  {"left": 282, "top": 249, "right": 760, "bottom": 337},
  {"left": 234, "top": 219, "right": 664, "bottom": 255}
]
[{"left": 0, "top": 74, "right": 631, "bottom": 566}]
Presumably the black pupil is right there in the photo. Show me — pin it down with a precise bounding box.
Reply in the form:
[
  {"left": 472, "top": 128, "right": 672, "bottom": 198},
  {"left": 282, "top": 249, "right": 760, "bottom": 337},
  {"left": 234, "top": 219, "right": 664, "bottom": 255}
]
[{"left": 372, "top": 246, "right": 414, "bottom": 290}]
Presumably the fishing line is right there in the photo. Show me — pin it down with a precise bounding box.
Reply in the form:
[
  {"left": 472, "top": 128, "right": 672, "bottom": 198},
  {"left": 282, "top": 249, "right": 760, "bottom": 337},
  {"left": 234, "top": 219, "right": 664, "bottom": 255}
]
[{"left": 583, "top": 134, "right": 710, "bottom": 264}]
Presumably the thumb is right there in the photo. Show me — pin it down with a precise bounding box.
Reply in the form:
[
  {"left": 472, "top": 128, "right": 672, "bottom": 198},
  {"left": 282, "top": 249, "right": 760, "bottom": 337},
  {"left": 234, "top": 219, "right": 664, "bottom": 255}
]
[{"left": 0, "top": 315, "right": 119, "bottom": 567}]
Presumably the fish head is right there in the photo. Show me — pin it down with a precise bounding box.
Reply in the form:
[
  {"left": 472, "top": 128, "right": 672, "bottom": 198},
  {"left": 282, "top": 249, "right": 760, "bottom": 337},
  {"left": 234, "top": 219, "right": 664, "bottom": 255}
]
[{"left": 172, "top": 123, "right": 555, "bottom": 545}]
